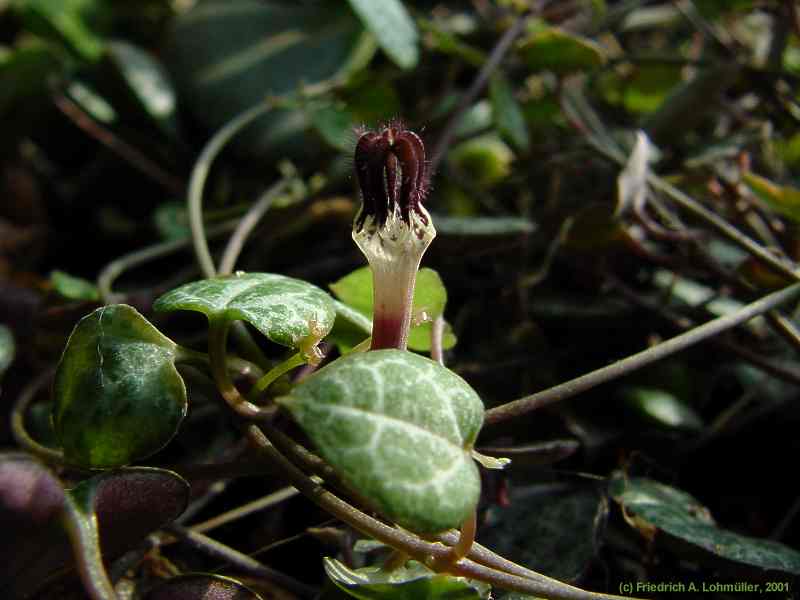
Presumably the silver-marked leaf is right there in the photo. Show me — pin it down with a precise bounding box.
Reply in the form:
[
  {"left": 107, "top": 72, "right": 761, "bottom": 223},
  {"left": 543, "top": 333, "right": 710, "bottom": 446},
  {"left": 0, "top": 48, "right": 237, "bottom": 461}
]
[
  {"left": 278, "top": 349, "right": 483, "bottom": 533},
  {"left": 346, "top": 0, "right": 419, "bottom": 69},
  {"left": 325, "top": 557, "right": 490, "bottom": 600},
  {"left": 154, "top": 273, "right": 336, "bottom": 355},
  {"left": 611, "top": 475, "right": 800, "bottom": 575},
  {"left": 53, "top": 304, "right": 187, "bottom": 468}
]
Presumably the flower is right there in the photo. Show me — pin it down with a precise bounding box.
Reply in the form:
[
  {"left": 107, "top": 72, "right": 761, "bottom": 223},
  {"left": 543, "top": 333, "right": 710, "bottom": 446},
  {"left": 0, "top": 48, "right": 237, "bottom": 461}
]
[{"left": 352, "top": 123, "right": 436, "bottom": 350}]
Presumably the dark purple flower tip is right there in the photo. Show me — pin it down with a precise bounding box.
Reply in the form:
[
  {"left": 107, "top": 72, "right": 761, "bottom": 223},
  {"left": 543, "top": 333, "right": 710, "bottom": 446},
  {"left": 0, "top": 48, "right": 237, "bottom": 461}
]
[{"left": 354, "top": 123, "right": 429, "bottom": 230}]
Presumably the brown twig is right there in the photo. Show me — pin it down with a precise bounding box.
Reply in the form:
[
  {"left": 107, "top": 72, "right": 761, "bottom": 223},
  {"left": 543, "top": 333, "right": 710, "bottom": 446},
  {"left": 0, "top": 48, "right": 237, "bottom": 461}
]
[{"left": 52, "top": 93, "right": 185, "bottom": 196}]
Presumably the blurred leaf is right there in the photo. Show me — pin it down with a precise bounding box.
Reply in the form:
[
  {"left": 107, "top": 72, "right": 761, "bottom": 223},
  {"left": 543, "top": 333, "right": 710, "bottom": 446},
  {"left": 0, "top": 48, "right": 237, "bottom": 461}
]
[
  {"left": 50, "top": 270, "right": 100, "bottom": 301},
  {"left": 330, "top": 267, "right": 456, "bottom": 352},
  {"left": 53, "top": 304, "right": 187, "bottom": 468},
  {"left": 0, "top": 453, "right": 70, "bottom": 598},
  {"left": 13, "top": 0, "right": 107, "bottom": 61},
  {"left": 310, "top": 102, "right": 355, "bottom": 151},
  {"left": 279, "top": 349, "right": 483, "bottom": 533},
  {"left": 66, "top": 80, "right": 117, "bottom": 123},
  {"left": 615, "top": 130, "right": 653, "bottom": 217},
  {"left": 611, "top": 476, "right": 800, "bottom": 575},
  {"left": 346, "top": 0, "right": 418, "bottom": 69},
  {"left": 166, "top": 0, "right": 373, "bottom": 156},
  {"left": 0, "top": 40, "right": 62, "bottom": 115},
  {"left": 106, "top": 39, "right": 179, "bottom": 138},
  {"left": 564, "top": 203, "right": 625, "bottom": 251},
  {"left": 743, "top": 172, "right": 800, "bottom": 223},
  {"left": 418, "top": 17, "right": 486, "bottom": 67},
  {"left": 450, "top": 134, "right": 514, "bottom": 187},
  {"left": 620, "top": 386, "right": 704, "bottom": 431},
  {"left": 154, "top": 273, "right": 336, "bottom": 356},
  {"left": 325, "top": 557, "right": 490, "bottom": 600},
  {"left": 516, "top": 25, "right": 606, "bottom": 74},
  {"left": 153, "top": 201, "right": 190, "bottom": 240},
  {"left": 480, "top": 483, "right": 608, "bottom": 582},
  {"left": 489, "top": 73, "right": 530, "bottom": 153},
  {"left": 643, "top": 64, "right": 740, "bottom": 146},
  {"left": 144, "top": 574, "right": 264, "bottom": 600},
  {"left": 598, "top": 63, "right": 683, "bottom": 115},
  {"left": 0, "top": 324, "right": 14, "bottom": 378}
]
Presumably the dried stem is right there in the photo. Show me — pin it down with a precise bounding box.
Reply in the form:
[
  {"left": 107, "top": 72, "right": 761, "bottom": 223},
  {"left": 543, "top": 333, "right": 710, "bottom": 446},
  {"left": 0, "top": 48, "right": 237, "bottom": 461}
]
[{"left": 484, "top": 281, "right": 800, "bottom": 426}]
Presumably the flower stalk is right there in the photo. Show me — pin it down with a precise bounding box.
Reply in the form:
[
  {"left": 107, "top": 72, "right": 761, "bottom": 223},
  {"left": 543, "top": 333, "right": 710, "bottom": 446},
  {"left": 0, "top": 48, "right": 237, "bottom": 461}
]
[{"left": 352, "top": 123, "right": 436, "bottom": 350}]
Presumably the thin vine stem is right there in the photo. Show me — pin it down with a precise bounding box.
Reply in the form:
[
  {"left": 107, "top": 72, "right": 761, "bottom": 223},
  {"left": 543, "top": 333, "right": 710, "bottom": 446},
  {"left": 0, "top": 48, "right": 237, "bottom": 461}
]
[
  {"left": 247, "top": 352, "right": 306, "bottom": 403},
  {"left": 188, "top": 100, "right": 276, "bottom": 279},
  {"left": 218, "top": 178, "right": 290, "bottom": 276},
  {"left": 11, "top": 368, "right": 64, "bottom": 464},
  {"left": 97, "top": 219, "right": 240, "bottom": 304},
  {"left": 243, "top": 424, "right": 636, "bottom": 600},
  {"left": 484, "top": 281, "right": 800, "bottom": 426},
  {"left": 164, "top": 523, "right": 318, "bottom": 598},
  {"left": 207, "top": 320, "right": 274, "bottom": 420},
  {"left": 245, "top": 424, "right": 636, "bottom": 600}
]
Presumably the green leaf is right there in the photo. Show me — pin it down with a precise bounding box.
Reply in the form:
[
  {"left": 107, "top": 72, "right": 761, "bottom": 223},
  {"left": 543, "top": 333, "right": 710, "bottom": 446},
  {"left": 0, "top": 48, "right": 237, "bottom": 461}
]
[
  {"left": 480, "top": 484, "right": 607, "bottom": 582},
  {"left": 154, "top": 273, "right": 336, "bottom": 354},
  {"left": 610, "top": 476, "right": 800, "bottom": 575},
  {"left": 50, "top": 270, "right": 100, "bottom": 301},
  {"left": 620, "top": 386, "right": 704, "bottom": 431},
  {"left": 106, "top": 40, "right": 179, "bottom": 138},
  {"left": 309, "top": 102, "right": 356, "bottom": 151},
  {"left": 325, "top": 557, "right": 490, "bottom": 600},
  {"left": 516, "top": 25, "right": 606, "bottom": 74},
  {"left": 346, "top": 0, "right": 419, "bottom": 69},
  {"left": 489, "top": 73, "right": 530, "bottom": 152},
  {"left": 13, "top": 0, "right": 106, "bottom": 61},
  {"left": 153, "top": 201, "right": 190, "bottom": 240},
  {"left": 330, "top": 267, "right": 456, "bottom": 352},
  {"left": 450, "top": 134, "right": 514, "bottom": 187},
  {"left": 0, "top": 40, "right": 62, "bottom": 117},
  {"left": 53, "top": 304, "right": 187, "bottom": 468},
  {"left": 165, "top": 0, "right": 372, "bottom": 156},
  {"left": 278, "top": 349, "right": 484, "bottom": 532},
  {"left": 66, "top": 80, "right": 116, "bottom": 124},
  {"left": 144, "top": 574, "right": 264, "bottom": 600},
  {"left": 432, "top": 215, "right": 536, "bottom": 237},
  {"left": 0, "top": 324, "right": 14, "bottom": 378},
  {"left": 743, "top": 172, "right": 800, "bottom": 223}
]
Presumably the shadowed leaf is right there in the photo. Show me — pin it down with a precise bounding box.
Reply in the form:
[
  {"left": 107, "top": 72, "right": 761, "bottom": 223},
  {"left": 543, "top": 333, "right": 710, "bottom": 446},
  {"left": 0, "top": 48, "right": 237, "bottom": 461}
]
[
  {"left": 144, "top": 574, "right": 264, "bottom": 600},
  {"left": 53, "top": 304, "right": 187, "bottom": 468}
]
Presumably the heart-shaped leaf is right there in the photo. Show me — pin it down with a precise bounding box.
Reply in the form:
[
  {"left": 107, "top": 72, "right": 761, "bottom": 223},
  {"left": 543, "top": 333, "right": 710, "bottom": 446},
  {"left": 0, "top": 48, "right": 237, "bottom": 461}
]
[
  {"left": 325, "top": 557, "right": 490, "bottom": 600},
  {"left": 610, "top": 475, "right": 800, "bottom": 575},
  {"left": 53, "top": 304, "right": 187, "bottom": 468},
  {"left": 154, "top": 273, "right": 336, "bottom": 356},
  {"left": 278, "top": 349, "right": 484, "bottom": 533},
  {"left": 330, "top": 267, "right": 456, "bottom": 352},
  {"left": 346, "top": 0, "right": 419, "bottom": 69},
  {"left": 144, "top": 574, "right": 264, "bottom": 600}
]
